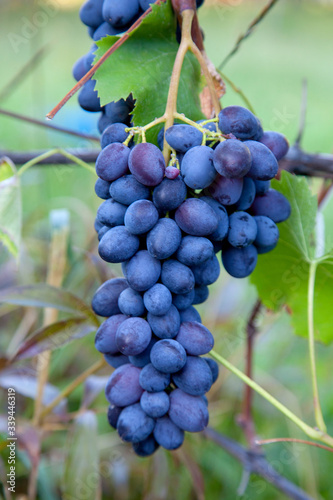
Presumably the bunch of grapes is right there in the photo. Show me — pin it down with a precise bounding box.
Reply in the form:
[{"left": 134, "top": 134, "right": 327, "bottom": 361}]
[
  {"left": 92, "top": 105, "right": 291, "bottom": 456},
  {"left": 72, "top": 0, "right": 205, "bottom": 133}
]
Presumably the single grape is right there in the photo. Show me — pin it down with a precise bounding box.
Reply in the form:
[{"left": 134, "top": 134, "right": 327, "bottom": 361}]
[
  {"left": 143, "top": 283, "right": 172, "bottom": 316},
  {"left": 176, "top": 321, "right": 214, "bottom": 355},
  {"left": 104, "top": 98, "right": 133, "bottom": 124},
  {"left": 126, "top": 250, "right": 161, "bottom": 291},
  {"left": 110, "top": 175, "right": 150, "bottom": 206},
  {"left": 98, "top": 226, "right": 140, "bottom": 263},
  {"left": 103, "top": 0, "right": 140, "bottom": 28},
  {"left": 140, "top": 391, "right": 170, "bottom": 418},
  {"left": 176, "top": 236, "right": 214, "bottom": 267},
  {"left": 129, "top": 143, "right": 165, "bottom": 186},
  {"left": 218, "top": 106, "right": 259, "bottom": 140},
  {"left": 181, "top": 146, "right": 217, "bottom": 189},
  {"left": 235, "top": 177, "right": 256, "bottom": 211},
  {"left": 72, "top": 55, "right": 88, "bottom": 81},
  {"left": 208, "top": 175, "right": 243, "bottom": 206},
  {"left": 93, "top": 21, "right": 120, "bottom": 41},
  {"left": 124, "top": 200, "right": 159, "bottom": 234},
  {"left": 175, "top": 198, "right": 219, "bottom": 236},
  {"left": 117, "top": 403, "right": 155, "bottom": 443},
  {"left": 165, "top": 124, "right": 203, "bottom": 153},
  {"left": 222, "top": 245, "right": 258, "bottom": 278},
  {"left": 254, "top": 215, "right": 279, "bottom": 253},
  {"left": 139, "top": 363, "right": 171, "bottom": 392},
  {"left": 153, "top": 416, "right": 184, "bottom": 450},
  {"left": 203, "top": 357, "right": 219, "bottom": 383},
  {"left": 192, "top": 285, "right": 209, "bottom": 305},
  {"left": 107, "top": 404, "right": 122, "bottom": 429},
  {"left": 259, "top": 131, "right": 289, "bottom": 160},
  {"left": 228, "top": 212, "right": 257, "bottom": 248},
  {"left": 169, "top": 389, "right": 209, "bottom": 432},
  {"left": 79, "top": 0, "right": 104, "bottom": 28},
  {"left": 92, "top": 278, "right": 128, "bottom": 317},
  {"left": 191, "top": 254, "right": 220, "bottom": 286},
  {"left": 116, "top": 317, "right": 152, "bottom": 356},
  {"left": 95, "top": 178, "right": 111, "bottom": 200},
  {"left": 165, "top": 166, "right": 180, "bottom": 179},
  {"left": 179, "top": 306, "right": 202, "bottom": 323},
  {"left": 78, "top": 79, "right": 101, "bottom": 112},
  {"left": 95, "top": 143, "right": 130, "bottom": 182},
  {"left": 101, "top": 123, "right": 129, "bottom": 149},
  {"left": 213, "top": 139, "right": 251, "bottom": 178},
  {"left": 96, "top": 199, "right": 127, "bottom": 227},
  {"left": 172, "top": 356, "right": 213, "bottom": 396},
  {"left": 150, "top": 339, "right": 187, "bottom": 373},
  {"left": 132, "top": 435, "right": 159, "bottom": 457},
  {"left": 244, "top": 140, "right": 279, "bottom": 180},
  {"left": 147, "top": 305, "right": 181, "bottom": 339},
  {"left": 152, "top": 176, "right": 187, "bottom": 212},
  {"left": 105, "top": 364, "right": 143, "bottom": 407},
  {"left": 95, "top": 314, "right": 128, "bottom": 354},
  {"left": 250, "top": 189, "right": 291, "bottom": 223},
  {"left": 172, "top": 289, "right": 195, "bottom": 311},
  {"left": 118, "top": 288, "right": 145, "bottom": 317},
  {"left": 98, "top": 226, "right": 109, "bottom": 241},
  {"left": 147, "top": 218, "right": 182, "bottom": 260},
  {"left": 161, "top": 260, "right": 195, "bottom": 294},
  {"left": 200, "top": 196, "right": 229, "bottom": 241}
]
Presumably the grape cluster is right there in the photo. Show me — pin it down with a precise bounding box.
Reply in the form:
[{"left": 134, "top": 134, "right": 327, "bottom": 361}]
[
  {"left": 73, "top": 0, "right": 205, "bottom": 133},
  {"left": 92, "top": 105, "right": 290, "bottom": 456}
]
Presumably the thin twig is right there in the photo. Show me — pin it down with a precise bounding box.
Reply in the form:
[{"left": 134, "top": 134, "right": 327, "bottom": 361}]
[
  {"left": 46, "top": 0, "right": 167, "bottom": 120},
  {"left": 0, "top": 149, "right": 100, "bottom": 165},
  {"left": 256, "top": 438, "right": 333, "bottom": 453},
  {"left": 0, "top": 108, "right": 99, "bottom": 142},
  {"left": 203, "top": 428, "right": 314, "bottom": 500},
  {"left": 218, "top": 0, "right": 280, "bottom": 70}
]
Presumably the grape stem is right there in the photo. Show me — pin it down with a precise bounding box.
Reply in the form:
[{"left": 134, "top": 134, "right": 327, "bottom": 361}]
[
  {"left": 210, "top": 350, "right": 333, "bottom": 448},
  {"left": 18, "top": 148, "right": 96, "bottom": 177}
]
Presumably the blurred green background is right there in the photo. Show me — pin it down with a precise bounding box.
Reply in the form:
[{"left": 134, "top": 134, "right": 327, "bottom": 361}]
[{"left": 0, "top": 1, "right": 333, "bottom": 499}]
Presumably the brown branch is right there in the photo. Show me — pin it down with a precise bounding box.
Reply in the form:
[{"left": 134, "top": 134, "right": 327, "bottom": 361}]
[
  {"left": 0, "top": 149, "right": 100, "bottom": 166},
  {"left": 0, "top": 108, "right": 99, "bottom": 142},
  {"left": 280, "top": 144, "right": 333, "bottom": 178},
  {"left": 46, "top": 0, "right": 167, "bottom": 120},
  {"left": 203, "top": 428, "right": 314, "bottom": 500}
]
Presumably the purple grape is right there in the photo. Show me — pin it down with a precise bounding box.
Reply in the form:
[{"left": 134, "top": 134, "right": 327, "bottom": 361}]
[
  {"left": 161, "top": 260, "right": 195, "bottom": 294},
  {"left": 116, "top": 317, "right": 152, "bottom": 356},
  {"left": 213, "top": 139, "right": 251, "bottom": 178},
  {"left": 175, "top": 199, "right": 219, "bottom": 236},
  {"left": 95, "top": 178, "right": 111, "bottom": 200},
  {"left": 126, "top": 250, "right": 161, "bottom": 291},
  {"left": 203, "top": 357, "right": 219, "bottom": 383},
  {"left": 124, "top": 200, "right": 159, "bottom": 235},
  {"left": 105, "top": 364, "right": 143, "bottom": 407},
  {"left": 78, "top": 80, "right": 101, "bottom": 112},
  {"left": 118, "top": 288, "right": 145, "bottom": 317},
  {"left": 110, "top": 175, "right": 150, "bottom": 206},
  {"left": 177, "top": 236, "right": 214, "bottom": 266},
  {"left": 147, "top": 218, "right": 182, "bottom": 260},
  {"left": 200, "top": 196, "right": 229, "bottom": 241},
  {"left": 80, "top": 0, "right": 104, "bottom": 27},
  {"left": 153, "top": 176, "right": 187, "bottom": 212},
  {"left": 104, "top": 353, "right": 129, "bottom": 368},
  {"left": 218, "top": 106, "right": 259, "bottom": 140},
  {"left": 176, "top": 321, "right": 214, "bottom": 355},
  {"left": 101, "top": 123, "right": 129, "bottom": 149},
  {"left": 250, "top": 189, "right": 291, "bottom": 223},
  {"left": 150, "top": 339, "right": 187, "bottom": 373},
  {"left": 96, "top": 199, "right": 127, "bottom": 227},
  {"left": 179, "top": 306, "right": 201, "bottom": 323},
  {"left": 165, "top": 124, "right": 203, "bottom": 153},
  {"left": 208, "top": 175, "right": 243, "bottom": 206},
  {"left": 140, "top": 391, "right": 170, "bottom": 418},
  {"left": 132, "top": 435, "right": 159, "bottom": 457},
  {"left": 254, "top": 215, "right": 279, "bottom": 253},
  {"left": 165, "top": 166, "right": 180, "bottom": 179},
  {"left": 172, "top": 356, "right": 213, "bottom": 396},
  {"left": 139, "top": 363, "right": 171, "bottom": 392},
  {"left": 93, "top": 21, "right": 120, "bottom": 41},
  {"left": 192, "top": 285, "right": 209, "bottom": 305},
  {"left": 143, "top": 284, "right": 172, "bottom": 316},
  {"left": 107, "top": 404, "right": 123, "bottom": 429},
  {"left": 117, "top": 403, "right": 155, "bottom": 443},
  {"left": 147, "top": 305, "right": 181, "bottom": 339},
  {"left": 222, "top": 245, "right": 258, "bottom": 278},
  {"left": 181, "top": 146, "right": 217, "bottom": 189},
  {"left": 103, "top": 0, "right": 140, "bottom": 28},
  {"left": 98, "top": 226, "right": 140, "bottom": 263},
  {"left": 169, "top": 389, "right": 209, "bottom": 432},
  {"left": 235, "top": 177, "right": 256, "bottom": 211},
  {"left": 259, "top": 131, "right": 289, "bottom": 161},
  {"left": 191, "top": 255, "right": 220, "bottom": 286},
  {"left": 228, "top": 212, "right": 257, "bottom": 248},
  {"left": 244, "top": 140, "right": 279, "bottom": 181},
  {"left": 129, "top": 143, "right": 165, "bottom": 186},
  {"left": 129, "top": 337, "right": 158, "bottom": 368},
  {"left": 254, "top": 179, "right": 270, "bottom": 195},
  {"left": 172, "top": 289, "right": 195, "bottom": 311},
  {"left": 92, "top": 278, "right": 128, "bottom": 317},
  {"left": 95, "top": 314, "right": 128, "bottom": 354},
  {"left": 153, "top": 416, "right": 184, "bottom": 450},
  {"left": 96, "top": 143, "right": 130, "bottom": 182}
]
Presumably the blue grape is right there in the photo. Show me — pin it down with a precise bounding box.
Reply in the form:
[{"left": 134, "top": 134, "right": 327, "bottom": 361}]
[
  {"left": 165, "top": 124, "right": 203, "bottom": 153},
  {"left": 96, "top": 199, "right": 127, "bottom": 227},
  {"left": 213, "top": 139, "right": 251, "bottom": 178},
  {"left": 124, "top": 200, "right": 159, "bottom": 234},
  {"left": 118, "top": 288, "right": 145, "bottom": 317},
  {"left": 92, "top": 278, "right": 128, "bottom": 317},
  {"left": 179, "top": 306, "right": 201, "bottom": 323},
  {"left": 222, "top": 245, "right": 258, "bottom": 278},
  {"left": 132, "top": 435, "right": 159, "bottom": 457},
  {"left": 176, "top": 321, "right": 214, "bottom": 355},
  {"left": 161, "top": 260, "right": 195, "bottom": 294},
  {"left": 152, "top": 176, "right": 187, "bottom": 212},
  {"left": 169, "top": 389, "right": 209, "bottom": 432},
  {"left": 172, "top": 289, "right": 195, "bottom": 311},
  {"left": 96, "top": 143, "right": 130, "bottom": 182},
  {"left": 157, "top": 123, "right": 180, "bottom": 150},
  {"left": 147, "top": 305, "right": 180, "bottom": 339},
  {"left": 181, "top": 146, "right": 217, "bottom": 189},
  {"left": 103, "top": 0, "right": 140, "bottom": 28},
  {"left": 200, "top": 196, "right": 229, "bottom": 241},
  {"left": 150, "top": 339, "right": 187, "bottom": 373},
  {"left": 98, "top": 226, "right": 109, "bottom": 241},
  {"left": 95, "top": 178, "right": 111, "bottom": 200},
  {"left": 116, "top": 317, "right": 152, "bottom": 356},
  {"left": 254, "top": 215, "right": 279, "bottom": 253},
  {"left": 165, "top": 166, "right": 180, "bottom": 179},
  {"left": 172, "top": 356, "right": 213, "bottom": 396},
  {"left": 110, "top": 175, "right": 150, "bottom": 206},
  {"left": 192, "top": 285, "right": 209, "bottom": 305},
  {"left": 78, "top": 79, "right": 101, "bottom": 112},
  {"left": 129, "top": 337, "right": 158, "bottom": 368},
  {"left": 254, "top": 179, "right": 270, "bottom": 195},
  {"left": 126, "top": 250, "right": 161, "bottom": 291},
  {"left": 104, "top": 353, "right": 129, "bottom": 368},
  {"left": 153, "top": 416, "right": 184, "bottom": 450},
  {"left": 208, "top": 175, "right": 243, "bottom": 206},
  {"left": 203, "top": 357, "right": 219, "bottom": 383},
  {"left": 98, "top": 226, "right": 140, "bottom": 263},
  {"left": 104, "top": 98, "right": 133, "bottom": 124},
  {"left": 139, "top": 363, "right": 170, "bottom": 392},
  {"left": 105, "top": 364, "right": 143, "bottom": 406},
  {"left": 147, "top": 218, "right": 182, "bottom": 260},
  {"left": 191, "top": 255, "right": 220, "bottom": 286},
  {"left": 236, "top": 177, "right": 256, "bottom": 211},
  {"left": 143, "top": 284, "right": 172, "bottom": 316},
  {"left": 177, "top": 236, "right": 214, "bottom": 266},
  {"left": 72, "top": 55, "right": 88, "bottom": 81},
  {"left": 244, "top": 140, "right": 279, "bottom": 181},
  {"left": 117, "top": 403, "right": 155, "bottom": 443},
  {"left": 93, "top": 21, "right": 120, "bottom": 41},
  {"left": 101, "top": 123, "right": 129, "bottom": 149},
  {"left": 129, "top": 143, "right": 165, "bottom": 186},
  {"left": 218, "top": 106, "right": 259, "bottom": 140},
  {"left": 175, "top": 198, "right": 218, "bottom": 236},
  {"left": 80, "top": 0, "right": 104, "bottom": 28},
  {"left": 250, "top": 189, "right": 291, "bottom": 223},
  {"left": 95, "top": 314, "right": 128, "bottom": 354},
  {"left": 228, "top": 211, "right": 257, "bottom": 248},
  {"left": 259, "top": 131, "right": 289, "bottom": 161},
  {"left": 107, "top": 404, "right": 122, "bottom": 429},
  {"left": 140, "top": 391, "right": 170, "bottom": 418}
]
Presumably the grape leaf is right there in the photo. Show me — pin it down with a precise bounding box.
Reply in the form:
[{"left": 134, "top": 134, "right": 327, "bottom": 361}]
[
  {"left": 94, "top": 0, "right": 203, "bottom": 145},
  {"left": 0, "top": 157, "right": 21, "bottom": 257},
  {"left": 251, "top": 171, "right": 333, "bottom": 344}
]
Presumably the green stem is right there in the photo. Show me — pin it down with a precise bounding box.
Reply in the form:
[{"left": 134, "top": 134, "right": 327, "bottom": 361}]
[
  {"left": 308, "top": 261, "right": 327, "bottom": 432},
  {"left": 217, "top": 70, "right": 256, "bottom": 114},
  {"left": 18, "top": 148, "right": 96, "bottom": 177},
  {"left": 210, "top": 350, "right": 333, "bottom": 448}
]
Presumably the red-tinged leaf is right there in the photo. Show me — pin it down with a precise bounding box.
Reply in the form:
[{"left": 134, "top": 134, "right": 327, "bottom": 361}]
[
  {"left": 17, "top": 426, "right": 40, "bottom": 467},
  {"left": 15, "top": 317, "right": 97, "bottom": 360},
  {"left": 81, "top": 375, "right": 110, "bottom": 409},
  {"left": 0, "top": 284, "right": 98, "bottom": 325}
]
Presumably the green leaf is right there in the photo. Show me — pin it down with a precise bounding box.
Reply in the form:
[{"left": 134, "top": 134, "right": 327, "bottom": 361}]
[
  {"left": 15, "top": 317, "right": 97, "bottom": 360},
  {"left": 94, "top": 0, "right": 203, "bottom": 145},
  {"left": 0, "top": 284, "right": 98, "bottom": 326},
  {"left": 62, "top": 412, "right": 100, "bottom": 500},
  {"left": 0, "top": 157, "right": 21, "bottom": 257},
  {"left": 251, "top": 171, "right": 333, "bottom": 344}
]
